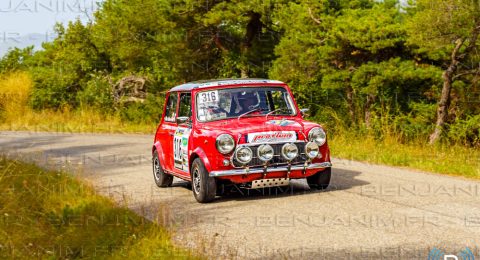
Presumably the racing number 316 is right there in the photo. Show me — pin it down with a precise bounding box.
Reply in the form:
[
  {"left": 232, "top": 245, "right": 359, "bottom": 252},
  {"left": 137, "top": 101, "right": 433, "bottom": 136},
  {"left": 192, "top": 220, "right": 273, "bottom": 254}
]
[
  {"left": 200, "top": 91, "right": 217, "bottom": 103},
  {"left": 174, "top": 136, "right": 183, "bottom": 162}
]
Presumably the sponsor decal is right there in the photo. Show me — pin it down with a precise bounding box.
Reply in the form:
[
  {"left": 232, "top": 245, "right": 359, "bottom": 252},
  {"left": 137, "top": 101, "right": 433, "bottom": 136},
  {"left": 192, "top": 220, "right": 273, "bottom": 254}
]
[
  {"left": 266, "top": 119, "right": 296, "bottom": 127},
  {"left": 173, "top": 127, "right": 191, "bottom": 172},
  {"left": 248, "top": 131, "right": 297, "bottom": 143}
]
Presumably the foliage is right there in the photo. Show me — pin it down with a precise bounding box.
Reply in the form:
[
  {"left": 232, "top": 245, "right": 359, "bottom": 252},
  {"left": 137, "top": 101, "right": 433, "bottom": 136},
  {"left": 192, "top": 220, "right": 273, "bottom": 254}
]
[
  {"left": 0, "top": 47, "right": 34, "bottom": 73},
  {"left": 407, "top": 0, "right": 480, "bottom": 59},
  {"left": 92, "top": 0, "right": 183, "bottom": 81},
  {"left": 117, "top": 94, "right": 166, "bottom": 124},
  {"left": 29, "top": 21, "right": 107, "bottom": 109},
  {"left": 77, "top": 74, "right": 114, "bottom": 112},
  {"left": 271, "top": 0, "right": 446, "bottom": 142},
  {"left": 448, "top": 114, "right": 480, "bottom": 146}
]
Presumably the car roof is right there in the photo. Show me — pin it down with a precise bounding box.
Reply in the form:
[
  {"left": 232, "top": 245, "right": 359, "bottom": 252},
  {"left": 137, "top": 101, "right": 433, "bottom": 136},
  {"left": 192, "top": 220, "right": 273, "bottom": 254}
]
[{"left": 169, "top": 78, "right": 285, "bottom": 92}]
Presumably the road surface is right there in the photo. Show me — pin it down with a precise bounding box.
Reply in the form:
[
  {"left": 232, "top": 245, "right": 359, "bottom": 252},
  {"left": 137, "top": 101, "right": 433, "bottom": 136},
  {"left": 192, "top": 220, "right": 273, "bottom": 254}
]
[{"left": 1, "top": 131, "right": 479, "bottom": 259}]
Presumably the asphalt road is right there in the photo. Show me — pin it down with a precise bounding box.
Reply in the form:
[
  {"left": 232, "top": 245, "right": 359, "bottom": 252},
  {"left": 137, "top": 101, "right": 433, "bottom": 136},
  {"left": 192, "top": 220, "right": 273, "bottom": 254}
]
[{"left": 1, "top": 131, "right": 479, "bottom": 259}]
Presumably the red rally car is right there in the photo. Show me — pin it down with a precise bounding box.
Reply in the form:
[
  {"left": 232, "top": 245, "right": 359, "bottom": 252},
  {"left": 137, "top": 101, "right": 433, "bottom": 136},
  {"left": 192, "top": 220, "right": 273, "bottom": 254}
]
[{"left": 152, "top": 79, "right": 332, "bottom": 203}]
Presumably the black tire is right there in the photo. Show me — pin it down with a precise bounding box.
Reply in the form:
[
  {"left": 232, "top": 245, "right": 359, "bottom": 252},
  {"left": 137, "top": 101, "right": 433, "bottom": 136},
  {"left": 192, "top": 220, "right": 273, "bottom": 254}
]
[
  {"left": 307, "top": 167, "right": 331, "bottom": 190},
  {"left": 152, "top": 150, "right": 173, "bottom": 187},
  {"left": 191, "top": 158, "right": 216, "bottom": 203}
]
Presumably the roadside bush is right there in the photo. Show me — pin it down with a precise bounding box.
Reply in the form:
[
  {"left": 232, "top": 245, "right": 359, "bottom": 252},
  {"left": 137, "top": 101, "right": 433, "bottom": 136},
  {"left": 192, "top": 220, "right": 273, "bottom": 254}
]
[
  {"left": 77, "top": 75, "right": 114, "bottom": 112},
  {"left": 117, "top": 94, "right": 165, "bottom": 124},
  {"left": 391, "top": 102, "right": 437, "bottom": 142},
  {"left": 29, "top": 67, "right": 81, "bottom": 110},
  {"left": 448, "top": 115, "right": 480, "bottom": 147},
  {"left": 359, "top": 102, "right": 436, "bottom": 143},
  {"left": 310, "top": 105, "right": 348, "bottom": 137}
]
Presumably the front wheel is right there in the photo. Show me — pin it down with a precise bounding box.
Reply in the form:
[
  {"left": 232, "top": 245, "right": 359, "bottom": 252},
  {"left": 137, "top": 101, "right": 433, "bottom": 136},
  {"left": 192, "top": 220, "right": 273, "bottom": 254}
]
[
  {"left": 191, "top": 158, "right": 216, "bottom": 203},
  {"left": 307, "top": 167, "right": 331, "bottom": 190},
  {"left": 153, "top": 151, "right": 173, "bottom": 187}
]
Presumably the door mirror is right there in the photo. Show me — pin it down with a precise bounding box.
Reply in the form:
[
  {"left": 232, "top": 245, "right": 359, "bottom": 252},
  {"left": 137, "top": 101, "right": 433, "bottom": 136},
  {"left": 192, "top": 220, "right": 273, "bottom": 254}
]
[
  {"left": 177, "top": 116, "right": 191, "bottom": 125},
  {"left": 300, "top": 108, "right": 310, "bottom": 117}
]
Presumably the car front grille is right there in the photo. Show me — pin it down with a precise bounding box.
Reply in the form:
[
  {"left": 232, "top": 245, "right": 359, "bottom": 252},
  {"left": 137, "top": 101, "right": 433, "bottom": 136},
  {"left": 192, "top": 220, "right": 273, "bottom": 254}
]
[{"left": 232, "top": 142, "right": 307, "bottom": 168}]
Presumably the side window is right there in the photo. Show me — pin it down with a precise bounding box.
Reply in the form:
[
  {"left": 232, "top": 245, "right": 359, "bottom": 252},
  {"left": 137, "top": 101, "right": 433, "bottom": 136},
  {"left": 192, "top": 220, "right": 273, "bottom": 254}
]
[
  {"left": 164, "top": 92, "right": 178, "bottom": 122},
  {"left": 178, "top": 93, "right": 192, "bottom": 118}
]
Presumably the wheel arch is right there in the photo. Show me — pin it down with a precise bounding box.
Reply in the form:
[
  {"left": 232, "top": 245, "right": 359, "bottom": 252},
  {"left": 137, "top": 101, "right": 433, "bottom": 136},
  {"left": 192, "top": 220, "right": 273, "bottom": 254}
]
[
  {"left": 189, "top": 147, "right": 212, "bottom": 174},
  {"left": 152, "top": 141, "right": 166, "bottom": 166}
]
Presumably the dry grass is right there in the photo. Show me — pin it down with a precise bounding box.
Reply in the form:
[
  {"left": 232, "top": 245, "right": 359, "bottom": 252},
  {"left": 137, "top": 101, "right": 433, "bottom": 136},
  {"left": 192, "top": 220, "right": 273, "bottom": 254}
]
[
  {"left": 0, "top": 71, "right": 32, "bottom": 118},
  {"left": 1, "top": 108, "right": 157, "bottom": 134},
  {"left": 0, "top": 157, "right": 199, "bottom": 259}
]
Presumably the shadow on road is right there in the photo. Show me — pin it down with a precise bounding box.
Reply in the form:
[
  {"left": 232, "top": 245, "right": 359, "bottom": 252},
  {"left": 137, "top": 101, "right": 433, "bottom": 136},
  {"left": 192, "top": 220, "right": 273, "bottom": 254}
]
[
  {"left": 168, "top": 167, "right": 368, "bottom": 203},
  {"left": 0, "top": 134, "right": 151, "bottom": 177},
  {"left": 0, "top": 135, "right": 69, "bottom": 151}
]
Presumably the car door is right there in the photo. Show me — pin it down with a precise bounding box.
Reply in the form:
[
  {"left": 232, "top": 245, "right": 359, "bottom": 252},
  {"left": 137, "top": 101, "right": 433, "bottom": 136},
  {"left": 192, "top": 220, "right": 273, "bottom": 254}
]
[
  {"left": 172, "top": 92, "right": 192, "bottom": 177},
  {"left": 160, "top": 92, "right": 178, "bottom": 172}
]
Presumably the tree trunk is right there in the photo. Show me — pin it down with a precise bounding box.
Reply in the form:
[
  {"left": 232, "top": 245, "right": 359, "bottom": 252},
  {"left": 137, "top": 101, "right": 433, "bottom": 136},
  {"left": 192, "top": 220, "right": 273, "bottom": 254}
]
[
  {"left": 240, "top": 12, "right": 262, "bottom": 78},
  {"left": 429, "top": 39, "right": 464, "bottom": 144},
  {"left": 428, "top": 68, "right": 456, "bottom": 144}
]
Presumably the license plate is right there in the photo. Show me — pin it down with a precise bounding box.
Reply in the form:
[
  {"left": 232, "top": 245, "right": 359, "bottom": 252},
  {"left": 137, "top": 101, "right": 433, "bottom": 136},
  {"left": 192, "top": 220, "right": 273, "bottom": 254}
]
[{"left": 250, "top": 178, "right": 290, "bottom": 189}]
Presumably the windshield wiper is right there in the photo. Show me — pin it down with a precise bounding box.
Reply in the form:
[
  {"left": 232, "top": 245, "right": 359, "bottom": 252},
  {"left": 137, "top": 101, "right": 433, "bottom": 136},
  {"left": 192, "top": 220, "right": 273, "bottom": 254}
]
[
  {"left": 238, "top": 108, "right": 264, "bottom": 120},
  {"left": 265, "top": 108, "right": 290, "bottom": 120}
]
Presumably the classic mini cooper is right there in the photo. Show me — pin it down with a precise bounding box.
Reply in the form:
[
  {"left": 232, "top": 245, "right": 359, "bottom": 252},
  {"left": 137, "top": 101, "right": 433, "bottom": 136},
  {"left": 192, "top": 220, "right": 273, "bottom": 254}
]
[{"left": 152, "top": 79, "right": 332, "bottom": 203}]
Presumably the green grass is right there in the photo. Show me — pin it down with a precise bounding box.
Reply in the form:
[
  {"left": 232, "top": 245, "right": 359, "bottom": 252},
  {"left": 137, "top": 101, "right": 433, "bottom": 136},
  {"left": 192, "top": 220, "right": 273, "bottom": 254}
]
[
  {"left": 330, "top": 133, "right": 480, "bottom": 179},
  {"left": 0, "top": 157, "right": 198, "bottom": 259}
]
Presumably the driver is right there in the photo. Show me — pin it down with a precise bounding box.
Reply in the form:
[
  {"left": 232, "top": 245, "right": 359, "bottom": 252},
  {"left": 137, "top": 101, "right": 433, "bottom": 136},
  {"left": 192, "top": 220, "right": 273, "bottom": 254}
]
[{"left": 233, "top": 91, "right": 259, "bottom": 115}]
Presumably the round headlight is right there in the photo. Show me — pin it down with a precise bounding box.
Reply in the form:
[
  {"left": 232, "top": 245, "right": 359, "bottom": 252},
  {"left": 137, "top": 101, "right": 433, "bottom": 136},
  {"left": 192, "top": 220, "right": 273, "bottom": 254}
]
[
  {"left": 257, "top": 144, "right": 274, "bottom": 162},
  {"left": 308, "top": 127, "right": 326, "bottom": 146},
  {"left": 281, "top": 143, "right": 298, "bottom": 161},
  {"left": 305, "top": 142, "right": 320, "bottom": 159},
  {"left": 216, "top": 134, "right": 235, "bottom": 154},
  {"left": 235, "top": 146, "right": 253, "bottom": 164}
]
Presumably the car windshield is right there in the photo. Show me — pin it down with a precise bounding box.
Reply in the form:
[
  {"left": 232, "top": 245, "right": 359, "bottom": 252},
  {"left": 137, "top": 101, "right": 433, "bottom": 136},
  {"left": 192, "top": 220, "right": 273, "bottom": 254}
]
[{"left": 196, "top": 87, "right": 296, "bottom": 122}]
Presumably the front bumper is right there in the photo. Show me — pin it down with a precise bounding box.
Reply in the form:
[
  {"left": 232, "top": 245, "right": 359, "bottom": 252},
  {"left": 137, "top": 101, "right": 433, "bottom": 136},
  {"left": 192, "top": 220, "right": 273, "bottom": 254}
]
[{"left": 209, "top": 162, "right": 332, "bottom": 177}]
